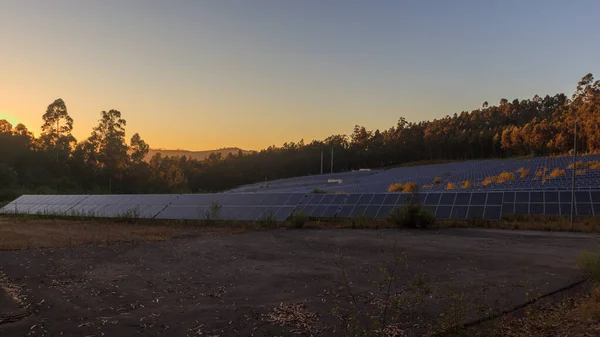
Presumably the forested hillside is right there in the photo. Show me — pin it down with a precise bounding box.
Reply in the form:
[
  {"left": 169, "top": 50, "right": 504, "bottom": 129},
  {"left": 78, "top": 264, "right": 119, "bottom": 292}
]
[
  {"left": 145, "top": 148, "right": 253, "bottom": 162},
  {"left": 0, "top": 74, "right": 598, "bottom": 199}
]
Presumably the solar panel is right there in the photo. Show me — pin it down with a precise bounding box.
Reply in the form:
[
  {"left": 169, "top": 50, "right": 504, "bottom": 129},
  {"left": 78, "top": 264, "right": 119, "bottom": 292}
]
[
  {"left": 467, "top": 206, "right": 484, "bottom": 219},
  {"left": 575, "top": 191, "right": 591, "bottom": 203},
  {"left": 483, "top": 206, "right": 502, "bottom": 220},
  {"left": 370, "top": 194, "right": 386, "bottom": 204},
  {"left": 545, "top": 203, "right": 560, "bottom": 215},
  {"left": 364, "top": 205, "right": 380, "bottom": 218},
  {"left": 454, "top": 193, "right": 471, "bottom": 206},
  {"left": 424, "top": 193, "right": 441, "bottom": 206},
  {"left": 560, "top": 203, "right": 572, "bottom": 216},
  {"left": 530, "top": 192, "right": 543, "bottom": 203},
  {"left": 545, "top": 191, "right": 559, "bottom": 203},
  {"left": 6, "top": 188, "right": 600, "bottom": 222},
  {"left": 275, "top": 207, "right": 295, "bottom": 221},
  {"left": 320, "top": 194, "right": 335, "bottom": 205},
  {"left": 530, "top": 203, "right": 544, "bottom": 215},
  {"left": 301, "top": 205, "right": 316, "bottom": 216},
  {"left": 331, "top": 194, "right": 348, "bottom": 204},
  {"left": 322, "top": 206, "right": 339, "bottom": 217},
  {"left": 439, "top": 193, "right": 456, "bottom": 205},
  {"left": 470, "top": 193, "right": 486, "bottom": 205},
  {"left": 486, "top": 193, "right": 503, "bottom": 205},
  {"left": 576, "top": 204, "right": 593, "bottom": 216},
  {"left": 559, "top": 191, "right": 572, "bottom": 203},
  {"left": 451, "top": 206, "right": 468, "bottom": 220},
  {"left": 503, "top": 192, "right": 515, "bottom": 203},
  {"left": 423, "top": 205, "right": 437, "bottom": 215},
  {"left": 357, "top": 194, "right": 374, "bottom": 205},
  {"left": 383, "top": 194, "right": 400, "bottom": 205},
  {"left": 337, "top": 205, "right": 354, "bottom": 217},
  {"left": 435, "top": 206, "right": 452, "bottom": 219},
  {"left": 377, "top": 205, "right": 394, "bottom": 218},
  {"left": 514, "top": 203, "right": 529, "bottom": 215},
  {"left": 351, "top": 205, "right": 367, "bottom": 217},
  {"left": 311, "top": 206, "right": 328, "bottom": 217},
  {"left": 515, "top": 192, "right": 529, "bottom": 203},
  {"left": 345, "top": 194, "right": 361, "bottom": 205}
]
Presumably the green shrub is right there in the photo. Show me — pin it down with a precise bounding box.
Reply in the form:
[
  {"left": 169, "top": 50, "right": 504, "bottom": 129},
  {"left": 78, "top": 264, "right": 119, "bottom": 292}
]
[
  {"left": 260, "top": 211, "right": 278, "bottom": 228},
  {"left": 577, "top": 250, "right": 600, "bottom": 283},
  {"left": 310, "top": 188, "right": 327, "bottom": 194},
  {"left": 291, "top": 212, "right": 308, "bottom": 229},
  {"left": 350, "top": 215, "right": 368, "bottom": 229},
  {"left": 389, "top": 203, "right": 435, "bottom": 229}
]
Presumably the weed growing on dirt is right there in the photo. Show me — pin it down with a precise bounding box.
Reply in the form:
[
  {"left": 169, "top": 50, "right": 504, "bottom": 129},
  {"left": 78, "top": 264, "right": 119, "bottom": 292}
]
[
  {"left": 577, "top": 250, "right": 600, "bottom": 283},
  {"left": 350, "top": 215, "right": 369, "bottom": 229},
  {"left": 290, "top": 212, "right": 309, "bottom": 229}
]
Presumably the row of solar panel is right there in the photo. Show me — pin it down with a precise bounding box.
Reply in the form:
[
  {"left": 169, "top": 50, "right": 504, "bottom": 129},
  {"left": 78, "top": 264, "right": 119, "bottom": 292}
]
[
  {"left": 299, "top": 191, "right": 600, "bottom": 207},
  {"left": 0, "top": 193, "right": 305, "bottom": 221},
  {"left": 3, "top": 192, "right": 600, "bottom": 221}
]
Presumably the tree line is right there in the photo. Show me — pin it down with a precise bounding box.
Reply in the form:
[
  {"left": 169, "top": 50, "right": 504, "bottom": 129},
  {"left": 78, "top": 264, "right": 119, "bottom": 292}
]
[{"left": 0, "top": 73, "right": 598, "bottom": 200}]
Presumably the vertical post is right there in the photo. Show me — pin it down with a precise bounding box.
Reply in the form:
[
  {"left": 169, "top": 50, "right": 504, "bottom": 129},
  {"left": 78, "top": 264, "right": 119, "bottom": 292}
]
[
  {"left": 109, "top": 177, "right": 112, "bottom": 194},
  {"left": 570, "top": 120, "right": 577, "bottom": 230},
  {"left": 320, "top": 151, "right": 323, "bottom": 175},
  {"left": 331, "top": 147, "right": 334, "bottom": 174}
]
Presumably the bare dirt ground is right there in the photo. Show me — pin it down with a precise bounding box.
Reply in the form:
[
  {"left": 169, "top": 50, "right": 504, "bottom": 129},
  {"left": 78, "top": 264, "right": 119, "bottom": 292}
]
[{"left": 0, "top": 222, "right": 598, "bottom": 336}]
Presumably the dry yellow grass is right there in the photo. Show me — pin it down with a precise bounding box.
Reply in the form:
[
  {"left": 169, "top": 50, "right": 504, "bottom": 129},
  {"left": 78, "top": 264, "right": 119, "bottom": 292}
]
[
  {"left": 549, "top": 168, "right": 566, "bottom": 178},
  {"left": 576, "top": 169, "right": 587, "bottom": 176},
  {"left": 588, "top": 161, "right": 600, "bottom": 170},
  {"left": 422, "top": 184, "right": 432, "bottom": 189},
  {"left": 446, "top": 182, "right": 457, "bottom": 190},
  {"left": 388, "top": 183, "right": 404, "bottom": 192},
  {"left": 460, "top": 180, "right": 472, "bottom": 189},
  {"left": 482, "top": 176, "right": 496, "bottom": 186},
  {"left": 402, "top": 181, "right": 418, "bottom": 192},
  {"left": 388, "top": 182, "right": 418, "bottom": 192},
  {"left": 517, "top": 167, "right": 530, "bottom": 179},
  {"left": 497, "top": 171, "right": 516, "bottom": 183},
  {"left": 0, "top": 218, "right": 245, "bottom": 250},
  {"left": 568, "top": 161, "right": 585, "bottom": 169},
  {"left": 535, "top": 167, "right": 548, "bottom": 177}
]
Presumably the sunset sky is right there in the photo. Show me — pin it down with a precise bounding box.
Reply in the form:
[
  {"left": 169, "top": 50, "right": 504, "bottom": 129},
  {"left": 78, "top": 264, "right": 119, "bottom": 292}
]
[{"left": 1, "top": 0, "right": 599, "bottom": 151}]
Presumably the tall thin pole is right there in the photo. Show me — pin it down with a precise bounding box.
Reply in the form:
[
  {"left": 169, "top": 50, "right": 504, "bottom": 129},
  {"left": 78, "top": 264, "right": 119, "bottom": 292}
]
[
  {"left": 320, "top": 151, "right": 323, "bottom": 175},
  {"left": 570, "top": 120, "right": 577, "bottom": 229},
  {"left": 330, "top": 147, "right": 334, "bottom": 174}
]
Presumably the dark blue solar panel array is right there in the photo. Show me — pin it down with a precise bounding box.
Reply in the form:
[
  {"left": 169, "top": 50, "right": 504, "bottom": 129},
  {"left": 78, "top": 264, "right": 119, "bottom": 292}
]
[
  {"left": 2, "top": 190, "right": 600, "bottom": 221},
  {"left": 296, "top": 192, "right": 504, "bottom": 220},
  {"left": 225, "top": 154, "right": 600, "bottom": 194}
]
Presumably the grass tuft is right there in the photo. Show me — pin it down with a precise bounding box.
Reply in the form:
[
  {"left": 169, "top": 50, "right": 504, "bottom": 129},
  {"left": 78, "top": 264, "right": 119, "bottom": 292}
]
[
  {"left": 517, "top": 167, "right": 531, "bottom": 178},
  {"left": 577, "top": 250, "right": 600, "bottom": 283},
  {"left": 549, "top": 168, "right": 566, "bottom": 178},
  {"left": 388, "top": 182, "right": 418, "bottom": 193}
]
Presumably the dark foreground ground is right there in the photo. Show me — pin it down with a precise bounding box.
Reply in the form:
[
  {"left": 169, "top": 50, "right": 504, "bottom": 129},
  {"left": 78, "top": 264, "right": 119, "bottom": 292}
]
[{"left": 1, "top": 228, "right": 598, "bottom": 336}]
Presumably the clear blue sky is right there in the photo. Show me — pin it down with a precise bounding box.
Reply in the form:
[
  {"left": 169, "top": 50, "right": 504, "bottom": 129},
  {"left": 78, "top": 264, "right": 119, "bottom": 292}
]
[{"left": 1, "top": 0, "right": 598, "bottom": 150}]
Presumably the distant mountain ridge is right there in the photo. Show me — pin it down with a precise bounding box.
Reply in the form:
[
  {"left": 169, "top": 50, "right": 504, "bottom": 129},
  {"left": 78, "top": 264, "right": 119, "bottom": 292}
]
[{"left": 146, "top": 147, "right": 253, "bottom": 161}]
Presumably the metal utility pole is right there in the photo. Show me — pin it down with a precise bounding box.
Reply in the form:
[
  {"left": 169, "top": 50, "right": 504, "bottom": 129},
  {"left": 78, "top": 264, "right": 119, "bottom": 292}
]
[
  {"left": 320, "top": 151, "right": 324, "bottom": 175},
  {"left": 330, "top": 147, "right": 334, "bottom": 174},
  {"left": 570, "top": 120, "right": 577, "bottom": 230}
]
